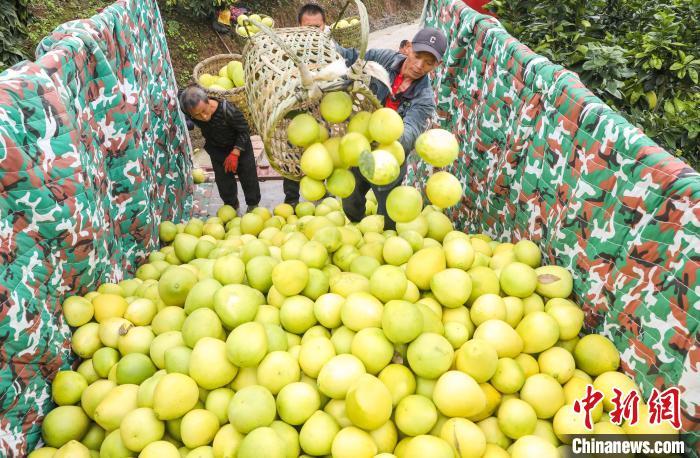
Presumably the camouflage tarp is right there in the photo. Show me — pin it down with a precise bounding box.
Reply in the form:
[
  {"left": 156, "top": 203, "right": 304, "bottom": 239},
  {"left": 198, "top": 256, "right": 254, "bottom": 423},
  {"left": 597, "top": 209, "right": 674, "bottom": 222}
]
[
  {"left": 407, "top": 0, "right": 699, "bottom": 453},
  {"left": 0, "top": 0, "right": 192, "bottom": 453}
]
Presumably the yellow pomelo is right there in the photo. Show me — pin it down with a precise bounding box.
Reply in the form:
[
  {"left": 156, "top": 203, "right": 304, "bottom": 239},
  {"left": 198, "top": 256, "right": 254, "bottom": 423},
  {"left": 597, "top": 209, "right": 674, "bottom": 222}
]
[
  {"left": 515, "top": 353, "right": 539, "bottom": 378},
  {"left": 301, "top": 143, "right": 334, "bottom": 180},
  {"left": 537, "top": 346, "right": 575, "bottom": 384},
  {"left": 62, "top": 296, "right": 94, "bottom": 327},
  {"left": 180, "top": 409, "right": 219, "bottom": 449},
  {"left": 225, "top": 321, "right": 267, "bottom": 367},
  {"left": 467, "top": 266, "right": 500, "bottom": 303},
  {"left": 359, "top": 149, "right": 400, "bottom": 186},
  {"left": 287, "top": 113, "right": 320, "bottom": 147},
  {"left": 403, "top": 435, "right": 454, "bottom": 458},
  {"left": 317, "top": 354, "right": 366, "bottom": 399},
  {"left": 256, "top": 351, "right": 301, "bottom": 394},
  {"left": 120, "top": 407, "right": 164, "bottom": 452},
  {"left": 212, "top": 424, "right": 243, "bottom": 458},
  {"left": 350, "top": 327, "right": 393, "bottom": 374},
  {"left": 369, "top": 108, "right": 403, "bottom": 144},
  {"left": 347, "top": 111, "right": 372, "bottom": 139},
  {"left": 276, "top": 381, "right": 321, "bottom": 426},
  {"left": 573, "top": 334, "right": 620, "bottom": 376},
  {"left": 552, "top": 404, "right": 592, "bottom": 442},
  {"left": 407, "top": 333, "right": 454, "bottom": 379},
  {"left": 272, "top": 260, "right": 309, "bottom": 296},
  {"left": 299, "top": 410, "right": 340, "bottom": 456},
  {"left": 320, "top": 91, "right": 353, "bottom": 123},
  {"left": 41, "top": 406, "right": 90, "bottom": 448},
  {"left": 534, "top": 265, "right": 573, "bottom": 298},
  {"left": 190, "top": 337, "right": 237, "bottom": 389},
  {"left": 280, "top": 295, "right": 317, "bottom": 334},
  {"left": 94, "top": 384, "right": 139, "bottom": 431},
  {"left": 269, "top": 420, "right": 300, "bottom": 458},
  {"left": 340, "top": 292, "right": 383, "bottom": 331},
  {"left": 382, "top": 236, "right": 413, "bottom": 266},
  {"left": 546, "top": 302, "right": 584, "bottom": 340},
  {"left": 326, "top": 168, "right": 356, "bottom": 198},
  {"left": 378, "top": 364, "right": 416, "bottom": 406},
  {"left": 520, "top": 374, "right": 566, "bottom": 419},
  {"left": 92, "top": 294, "right": 128, "bottom": 323},
  {"left": 468, "top": 383, "right": 502, "bottom": 422},
  {"left": 471, "top": 293, "right": 507, "bottom": 325},
  {"left": 503, "top": 296, "right": 524, "bottom": 327},
  {"left": 227, "top": 385, "right": 276, "bottom": 433},
  {"left": 498, "top": 398, "right": 537, "bottom": 439},
  {"left": 440, "top": 418, "right": 486, "bottom": 458},
  {"left": 339, "top": 132, "right": 371, "bottom": 167},
  {"left": 331, "top": 427, "right": 377, "bottom": 458},
  {"left": 240, "top": 213, "right": 264, "bottom": 235},
  {"left": 181, "top": 308, "right": 223, "bottom": 348},
  {"left": 237, "top": 427, "right": 285, "bottom": 458},
  {"left": 212, "top": 254, "right": 245, "bottom": 285},
  {"left": 426, "top": 172, "right": 462, "bottom": 208},
  {"left": 118, "top": 325, "right": 155, "bottom": 355},
  {"left": 510, "top": 435, "right": 559, "bottom": 458},
  {"left": 81, "top": 379, "right": 116, "bottom": 419},
  {"left": 313, "top": 293, "right": 344, "bottom": 328},
  {"left": 473, "top": 319, "right": 523, "bottom": 358},
  {"left": 406, "top": 246, "right": 446, "bottom": 290},
  {"left": 51, "top": 371, "right": 87, "bottom": 406},
  {"left": 124, "top": 297, "right": 157, "bottom": 325},
  {"left": 490, "top": 358, "right": 525, "bottom": 394},
  {"left": 139, "top": 440, "right": 180, "bottom": 458},
  {"left": 499, "top": 262, "right": 537, "bottom": 298},
  {"left": 516, "top": 311, "right": 559, "bottom": 353},
  {"left": 213, "top": 284, "right": 265, "bottom": 329},
  {"left": 456, "top": 339, "right": 498, "bottom": 382},
  {"left": 153, "top": 373, "right": 199, "bottom": 420},
  {"left": 369, "top": 265, "right": 407, "bottom": 302},
  {"left": 561, "top": 376, "right": 603, "bottom": 423},
  {"left": 433, "top": 371, "right": 485, "bottom": 417},
  {"left": 344, "top": 374, "right": 393, "bottom": 430},
  {"left": 593, "top": 371, "right": 640, "bottom": 411},
  {"left": 158, "top": 266, "right": 198, "bottom": 307},
  {"left": 369, "top": 420, "right": 398, "bottom": 454},
  {"left": 415, "top": 129, "right": 459, "bottom": 167},
  {"left": 53, "top": 440, "right": 90, "bottom": 458},
  {"left": 381, "top": 300, "right": 423, "bottom": 344}
]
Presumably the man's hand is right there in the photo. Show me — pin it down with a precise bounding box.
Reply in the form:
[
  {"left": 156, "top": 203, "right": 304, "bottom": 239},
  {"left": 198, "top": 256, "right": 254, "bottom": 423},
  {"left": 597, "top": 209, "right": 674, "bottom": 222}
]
[{"left": 224, "top": 148, "right": 240, "bottom": 173}]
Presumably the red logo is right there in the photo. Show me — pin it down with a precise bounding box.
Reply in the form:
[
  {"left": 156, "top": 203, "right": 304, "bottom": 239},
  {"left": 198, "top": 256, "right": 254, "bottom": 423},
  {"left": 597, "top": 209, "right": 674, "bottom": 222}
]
[
  {"left": 609, "top": 388, "right": 641, "bottom": 426},
  {"left": 573, "top": 384, "right": 604, "bottom": 430},
  {"left": 648, "top": 387, "right": 681, "bottom": 430}
]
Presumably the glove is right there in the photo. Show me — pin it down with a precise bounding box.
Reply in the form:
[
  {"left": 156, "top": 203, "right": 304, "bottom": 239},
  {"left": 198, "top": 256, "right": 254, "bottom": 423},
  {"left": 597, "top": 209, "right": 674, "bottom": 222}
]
[{"left": 224, "top": 149, "right": 240, "bottom": 173}]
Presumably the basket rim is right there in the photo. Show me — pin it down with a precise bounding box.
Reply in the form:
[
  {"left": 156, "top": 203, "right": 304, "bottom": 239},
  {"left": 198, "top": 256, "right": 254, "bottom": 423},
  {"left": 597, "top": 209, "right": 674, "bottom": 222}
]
[{"left": 192, "top": 53, "right": 245, "bottom": 95}]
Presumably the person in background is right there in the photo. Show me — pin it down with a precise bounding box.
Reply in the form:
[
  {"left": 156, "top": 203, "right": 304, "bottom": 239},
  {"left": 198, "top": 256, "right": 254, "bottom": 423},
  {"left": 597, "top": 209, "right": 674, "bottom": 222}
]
[
  {"left": 281, "top": 3, "right": 330, "bottom": 207},
  {"left": 398, "top": 39, "right": 411, "bottom": 55},
  {"left": 336, "top": 28, "right": 447, "bottom": 229},
  {"left": 180, "top": 86, "right": 261, "bottom": 213},
  {"left": 298, "top": 3, "right": 329, "bottom": 31}
]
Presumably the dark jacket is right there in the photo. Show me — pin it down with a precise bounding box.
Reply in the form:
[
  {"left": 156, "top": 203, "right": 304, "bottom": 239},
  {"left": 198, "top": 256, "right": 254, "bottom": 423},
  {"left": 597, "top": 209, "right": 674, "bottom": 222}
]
[
  {"left": 187, "top": 99, "right": 252, "bottom": 157},
  {"left": 336, "top": 47, "right": 436, "bottom": 152}
]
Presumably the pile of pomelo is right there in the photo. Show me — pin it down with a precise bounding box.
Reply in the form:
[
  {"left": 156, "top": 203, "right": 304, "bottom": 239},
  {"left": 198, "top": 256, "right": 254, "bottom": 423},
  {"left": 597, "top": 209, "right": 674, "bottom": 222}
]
[
  {"left": 287, "top": 91, "right": 462, "bottom": 209},
  {"left": 32, "top": 194, "right": 674, "bottom": 458}
]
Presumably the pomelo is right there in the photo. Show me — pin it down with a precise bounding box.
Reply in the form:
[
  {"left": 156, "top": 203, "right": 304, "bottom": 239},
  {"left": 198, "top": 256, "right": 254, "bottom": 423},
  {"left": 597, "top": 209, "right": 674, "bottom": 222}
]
[
  {"left": 415, "top": 129, "right": 459, "bottom": 167},
  {"left": 425, "top": 172, "right": 462, "bottom": 208}
]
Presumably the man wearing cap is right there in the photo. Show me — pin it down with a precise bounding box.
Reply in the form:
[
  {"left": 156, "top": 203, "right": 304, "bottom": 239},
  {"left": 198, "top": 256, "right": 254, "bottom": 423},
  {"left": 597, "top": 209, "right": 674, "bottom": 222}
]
[{"left": 336, "top": 28, "right": 448, "bottom": 229}]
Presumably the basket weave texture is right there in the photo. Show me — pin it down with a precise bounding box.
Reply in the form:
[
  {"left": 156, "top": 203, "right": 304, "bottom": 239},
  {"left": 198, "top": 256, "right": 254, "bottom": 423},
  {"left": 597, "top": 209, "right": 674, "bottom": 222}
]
[
  {"left": 192, "top": 53, "right": 256, "bottom": 134},
  {"left": 331, "top": 16, "right": 362, "bottom": 48},
  {"left": 243, "top": 26, "right": 379, "bottom": 180}
]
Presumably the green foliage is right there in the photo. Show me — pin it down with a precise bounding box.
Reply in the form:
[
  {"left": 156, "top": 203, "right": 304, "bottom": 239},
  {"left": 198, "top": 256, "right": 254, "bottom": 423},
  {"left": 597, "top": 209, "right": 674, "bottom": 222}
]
[
  {"left": 164, "top": 0, "right": 235, "bottom": 19},
  {"left": 1, "top": 0, "right": 30, "bottom": 71},
  {"left": 487, "top": 0, "right": 699, "bottom": 170}
]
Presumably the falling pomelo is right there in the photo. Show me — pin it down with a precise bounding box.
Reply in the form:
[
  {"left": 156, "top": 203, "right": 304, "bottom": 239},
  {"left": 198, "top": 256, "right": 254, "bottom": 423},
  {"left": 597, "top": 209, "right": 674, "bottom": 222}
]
[
  {"left": 359, "top": 150, "right": 400, "bottom": 186},
  {"left": 369, "top": 108, "right": 404, "bottom": 144},
  {"left": 301, "top": 143, "right": 334, "bottom": 180},
  {"left": 415, "top": 129, "right": 459, "bottom": 167},
  {"left": 426, "top": 172, "right": 462, "bottom": 208},
  {"left": 386, "top": 186, "right": 423, "bottom": 223},
  {"left": 339, "top": 132, "right": 371, "bottom": 167}
]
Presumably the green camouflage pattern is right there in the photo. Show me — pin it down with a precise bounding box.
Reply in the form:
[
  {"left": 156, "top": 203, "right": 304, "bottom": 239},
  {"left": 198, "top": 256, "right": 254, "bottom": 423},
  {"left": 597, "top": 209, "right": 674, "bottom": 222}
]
[
  {"left": 407, "top": 0, "right": 699, "bottom": 453},
  {"left": 0, "top": 0, "right": 192, "bottom": 453}
]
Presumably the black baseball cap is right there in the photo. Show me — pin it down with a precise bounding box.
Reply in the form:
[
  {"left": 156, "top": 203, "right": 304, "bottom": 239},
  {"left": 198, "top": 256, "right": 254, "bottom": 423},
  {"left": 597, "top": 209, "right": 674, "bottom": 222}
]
[{"left": 411, "top": 27, "right": 447, "bottom": 61}]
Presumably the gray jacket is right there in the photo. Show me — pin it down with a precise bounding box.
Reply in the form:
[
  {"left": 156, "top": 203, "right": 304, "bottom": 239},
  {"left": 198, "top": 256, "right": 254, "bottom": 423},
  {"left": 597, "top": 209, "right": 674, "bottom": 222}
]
[{"left": 336, "top": 46, "right": 436, "bottom": 153}]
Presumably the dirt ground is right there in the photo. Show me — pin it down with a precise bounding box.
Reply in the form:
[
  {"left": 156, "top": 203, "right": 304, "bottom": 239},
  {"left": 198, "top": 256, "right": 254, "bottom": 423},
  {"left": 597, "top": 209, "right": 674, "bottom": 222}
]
[{"left": 191, "top": 19, "right": 422, "bottom": 217}]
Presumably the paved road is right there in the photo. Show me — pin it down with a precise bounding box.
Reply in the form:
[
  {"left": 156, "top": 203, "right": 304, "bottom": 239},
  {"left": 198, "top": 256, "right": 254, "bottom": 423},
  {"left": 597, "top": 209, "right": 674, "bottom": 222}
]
[{"left": 191, "top": 20, "right": 422, "bottom": 217}]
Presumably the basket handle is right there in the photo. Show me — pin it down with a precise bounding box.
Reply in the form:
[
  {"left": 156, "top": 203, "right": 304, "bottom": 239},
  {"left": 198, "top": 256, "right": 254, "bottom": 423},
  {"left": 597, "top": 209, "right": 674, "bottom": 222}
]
[{"left": 331, "top": 0, "right": 370, "bottom": 60}]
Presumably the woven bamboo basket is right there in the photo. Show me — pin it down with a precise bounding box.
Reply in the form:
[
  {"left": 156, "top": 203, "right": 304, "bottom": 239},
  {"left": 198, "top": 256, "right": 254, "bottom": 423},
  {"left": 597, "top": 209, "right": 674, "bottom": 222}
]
[
  {"left": 192, "top": 53, "right": 256, "bottom": 134},
  {"left": 330, "top": 15, "right": 362, "bottom": 48},
  {"left": 241, "top": 0, "right": 380, "bottom": 181}
]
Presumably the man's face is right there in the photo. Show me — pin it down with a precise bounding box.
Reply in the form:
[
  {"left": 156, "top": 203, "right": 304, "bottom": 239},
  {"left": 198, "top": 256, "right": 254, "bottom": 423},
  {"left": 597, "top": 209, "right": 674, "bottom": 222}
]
[
  {"left": 188, "top": 100, "right": 216, "bottom": 122},
  {"left": 300, "top": 13, "right": 325, "bottom": 29},
  {"left": 402, "top": 50, "right": 439, "bottom": 79}
]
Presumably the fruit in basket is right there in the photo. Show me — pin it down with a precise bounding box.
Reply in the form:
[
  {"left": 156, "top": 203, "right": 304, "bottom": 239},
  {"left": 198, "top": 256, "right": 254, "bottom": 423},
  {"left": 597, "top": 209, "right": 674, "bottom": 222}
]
[
  {"left": 320, "top": 92, "right": 353, "bottom": 123},
  {"left": 214, "top": 76, "right": 234, "bottom": 90},
  {"left": 359, "top": 149, "right": 400, "bottom": 186},
  {"left": 426, "top": 171, "right": 462, "bottom": 208},
  {"left": 369, "top": 108, "right": 404, "bottom": 144},
  {"left": 334, "top": 19, "right": 350, "bottom": 29},
  {"left": 198, "top": 73, "right": 217, "bottom": 87},
  {"left": 378, "top": 140, "right": 405, "bottom": 165},
  {"left": 416, "top": 129, "right": 460, "bottom": 167},
  {"left": 347, "top": 111, "right": 372, "bottom": 140},
  {"left": 326, "top": 168, "right": 355, "bottom": 198},
  {"left": 226, "top": 61, "right": 245, "bottom": 88},
  {"left": 287, "top": 113, "right": 320, "bottom": 148},
  {"left": 262, "top": 17, "right": 274, "bottom": 28}
]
